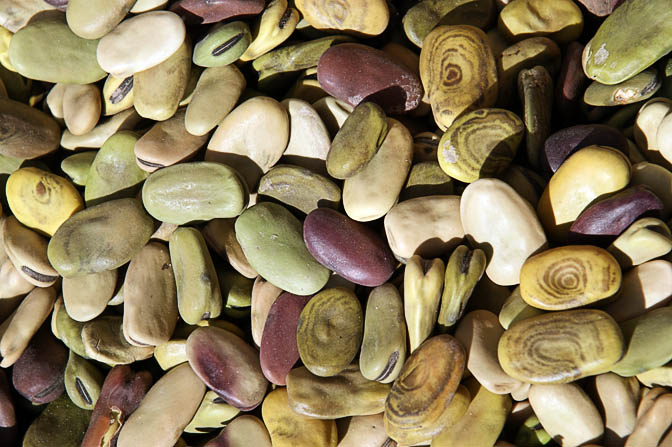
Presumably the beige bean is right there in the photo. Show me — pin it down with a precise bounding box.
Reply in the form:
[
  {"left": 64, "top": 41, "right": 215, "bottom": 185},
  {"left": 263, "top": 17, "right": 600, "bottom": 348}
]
[
  {"left": 206, "top": 96, "right": 289, "bottom": 190},
  {"left": 62, "top": 269, "right": 117, "bottom": 322},
  {"left": 117, "top": 362, "right": 206, "bottom": 447},
  {"left": 96, "top": 11, "right": 186, "bottom": 77},
  {"left": 61, "top": 108, "right": 142, "bottom": 150},
  {"left": 461, "top": 178, "right": 547, "bottom": 286},
  {"left": 337, "top": 414, "right": 389, "bottom": 447},
  {"left": 602, "top": 260, "right": 672, "bottom": 322},
  {"left": 203, "top": 415, "right": 270, "bottom": 446},
  {"left": 0, "top": 227, "right": 34, "bottom": 299},
  {"left": 280, "top": 98, "right": 331, "bottom": 174},
  {"left": 66, "top": 0, "right": 135, "bottom": 39},
  {"left": 384, "top": 195, "right": 464, "bottom": 262},
  {"left": 0, "top": 285, "right": 56, "bottom": 367},
  {"left": 626, "top": 392, "right": 672, "bottom": 447},
  {"left": 0, "top": 0, "right": 58, "bottom": 33},
  {"left": 122, "top": 242, "right": 178, "bottom": 347},
  {"left": 62, "top": 83, "right": 101, "bottom": 136},
  {"left": 630, "top": 162, "right": 672, "bottom": 219},
  {"left": 595, "top": 373, "right": 639, "bottom": 446},
  {"left": 454, "top": 310, "right": 525, "bottom": 395},
  {"left": 1, "top": 216, "right": 58, "bottom": 287},
  {"left": 46, "top": 83, "right": 66, "bottom": 119},
  {"left": 134, "top": 108, "right": 208, "bottom": 172},
  {"left": 529, "top": 383, "right": 604, "bottom": 447}
]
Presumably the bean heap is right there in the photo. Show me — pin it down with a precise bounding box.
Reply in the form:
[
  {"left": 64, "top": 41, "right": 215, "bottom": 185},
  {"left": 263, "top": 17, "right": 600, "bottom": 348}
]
[{"left": 0, "top": 0, "right": 672, "bottom": 446}]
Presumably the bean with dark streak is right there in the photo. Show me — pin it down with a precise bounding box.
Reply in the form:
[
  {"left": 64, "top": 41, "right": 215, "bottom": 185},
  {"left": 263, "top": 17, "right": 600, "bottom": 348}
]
[{"left": 360, "top": 284, "right": 406, "bottom": 384}]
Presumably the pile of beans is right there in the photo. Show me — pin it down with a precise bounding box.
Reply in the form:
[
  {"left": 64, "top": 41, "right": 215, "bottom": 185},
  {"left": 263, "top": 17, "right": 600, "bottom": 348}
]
[{"left": 1, "top": 0, "right": 672, "bottom": 446}]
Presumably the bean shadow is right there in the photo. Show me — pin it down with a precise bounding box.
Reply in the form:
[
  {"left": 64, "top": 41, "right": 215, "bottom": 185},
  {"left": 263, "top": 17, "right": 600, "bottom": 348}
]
[
  {"left": 204, "top": 151, "right": 262, "bottom": 193},
  {"left": 363, "top": 85, "right": 409, "bottom": 115}
]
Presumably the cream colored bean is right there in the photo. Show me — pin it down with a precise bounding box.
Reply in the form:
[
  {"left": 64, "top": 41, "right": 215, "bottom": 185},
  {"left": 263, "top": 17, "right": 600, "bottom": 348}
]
[
  {"left": 461, "top": 178, "right": 547, "bottom": 286},
  {"left": 455, "top": 310, "right": 526, "bottom": 395},
  {"left": 626, "top": 393, "right": 672, "bottom": 447},
  {"left": 62, "top": 269, "right": 117, "bottom": 322},
  {"left": 529, "top": 383, "right": 604, "bottom": 447},
  {"left": 384, "top": 196, "right": 464, "bottom": 262},
  {"left": 602, "top": 260, "right": 672, "bottom": 322},
  {"left": 66, "top": 0, "right": 135, "bottom": 39},
  {"left": 206, "top": 96, "right": 289, "bottom": 190},
  {"left": 0, "top": 286, "right": 56, "bottom": 367},
  {"left": 337, "top": 414, "right": 389, "bottom": 447},
  {"left": 96, "top": 11, "right": 186, "bottom": 77},
  {"left": 280, "top": 98, "right": 331, "bottom": 174},
  {"left": 595, "top": 373, "right": 639, "bottom": 447},
  {"left": 62, "top": 83, "right": 101, "bottom": 136}
]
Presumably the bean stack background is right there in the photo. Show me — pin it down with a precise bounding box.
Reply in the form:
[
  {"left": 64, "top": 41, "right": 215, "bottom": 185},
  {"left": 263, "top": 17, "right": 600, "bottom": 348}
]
[{"left": 0, "top": 0, "right": 672, "bottom": 446}]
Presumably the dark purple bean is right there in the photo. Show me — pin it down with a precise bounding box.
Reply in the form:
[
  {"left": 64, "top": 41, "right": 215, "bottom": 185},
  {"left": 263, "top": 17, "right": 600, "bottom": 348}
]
[
  {"left": 171, "top": 0, "right": 264, "bottom": 24},
  {"left": 260, "top": 293, "right": 312, "bottom": 386},
  {"left": 317, "top": 43, "right": 424, "bottom": 114},
  {"left": 542, "top": 124, "right": 628, "bottom": 173},
  {"left": 555, "top": 42, "right": 588, "bottom": 122},
  {"left": 11, "top": 325, "right": 67, "bottom": 405},
  {"left": 186, "top": 326, "right": 268, "bottom": 410},
  {"left": 577, "top": 0, "right": 626, "bottom": 16},
  {"left": 570, "top": 186, "right": 664, "bottom": 242},
  {"left": 43, "top": 0, "right": 68, "bottom": 8},
  {"left": 304, "top": 208, "right": 396, "bottom": 287}
]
